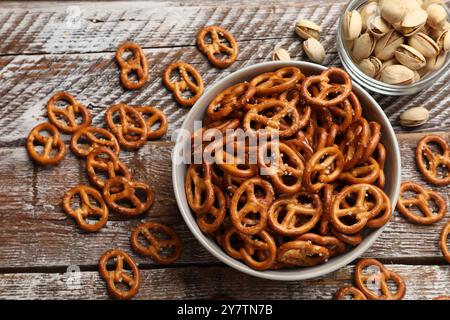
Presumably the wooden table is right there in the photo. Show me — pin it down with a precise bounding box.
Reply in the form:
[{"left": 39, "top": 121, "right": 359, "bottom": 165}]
[{"left": 0, "top": 0, "right": 449, "bottom": 300}]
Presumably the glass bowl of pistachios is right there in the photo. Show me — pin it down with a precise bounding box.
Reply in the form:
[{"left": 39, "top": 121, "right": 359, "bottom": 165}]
[{"left": 337, "top": 0, "right": 450, "bottom": 96}]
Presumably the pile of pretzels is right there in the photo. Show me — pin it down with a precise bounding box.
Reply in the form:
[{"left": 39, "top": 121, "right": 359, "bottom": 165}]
[{"left": 185, "top": 66, "right": 393, "bottom": 271}]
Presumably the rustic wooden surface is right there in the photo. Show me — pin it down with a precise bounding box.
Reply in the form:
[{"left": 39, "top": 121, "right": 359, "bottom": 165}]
[{"left": 0, "top": 0, "right": 449, "bottom": 300}]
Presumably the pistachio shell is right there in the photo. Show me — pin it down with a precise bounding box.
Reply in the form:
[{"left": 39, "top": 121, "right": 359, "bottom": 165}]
[
  {"left": 345, "top": 39, "right": 355, "bottom": 51},
  {"left": 295, "top": 19, "right": 321, "bottom": 40},
  {"left": 343, "top": 10, "right": 363, "bottom": 40},
  {"left": 374, "top": 29, "right": 405, "bottom": 60},
  {"left": 401, "top": 9, "right": 428, "bottom": 36},
  {"left": 394, "top": 44, "right": 427, "bottom": 69},
  {"left": 399, "top": 106, "right": 429, "bottom": 127},
  {"left": 426, "top": 4, "right": 447, "bottom": 29},
  {"left": 436, "top": 29, "right": 450, "bottom": 51},
  {"left": 425, "top": 50, "right": 447, "bottom": 70},
  {"left": 368, "top": 16, "right": 391, "bottom": 37},
  {"left": 352, "top": 33, "right": 376, "bottom": 61},
  {"left": 303, "top": 38, "right": 326, "bottom": 64},
  {"left": 421, "top": 0, "right": 444, "bottom": 10},
  {"left": 412, "top": 70, "right": 422, "bottom": 82},
  {"left": 360, "top": 2, "right": 380, "bottom": 32},
  {"left": 380, "top": 64, "right": 415, "bottom": 84},
  {"left": 358, "top": 56, "right": 383, "bottom": 77},
  {"left": 381, "top": 0, "right": 408, "bottom": 25},
  {"left": 408, "top": 32, "right": 440, "bottom": 57},
  {"left": 272, "top": 48, "right": 291, "bottom": 61}
]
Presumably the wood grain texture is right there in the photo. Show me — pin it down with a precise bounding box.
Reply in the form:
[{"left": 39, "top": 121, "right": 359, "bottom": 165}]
[
  {"left": 1, "top": 0, "right": 449, "bottom": 299},
  {"left": 0, "top": 132, "right": 449, "bottom": 269},
  {"left": 0, "top": 264, "right": 449, "bottom": 300}
]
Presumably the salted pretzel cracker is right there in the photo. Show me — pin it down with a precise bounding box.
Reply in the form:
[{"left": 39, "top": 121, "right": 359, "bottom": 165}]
[
  {"left": 196, "top": 26, "right": 238, "bottom": 68},
  {"left": 27, "top": 122, "right": 66, "bottom": 166},
  {"left": 163, "top": 61, "right": 204, "bottom": 107},
  {"left": 416, "top": 135, "right": 450, "bottom": 186},
  {"left": 71, "top": 126, "right": 120, "bottom": 158},
  {"left": 47, "top": 91, "right": 91, "bottom": 133},
  {"left": 440, "top": 221, "right": 450, "bottom": 264},
  {"left": 116, "top": 42, "right": 148, "bottom": 90},
  {"left": 335, "top": 286, "right": 367, "bottom": 300},
  {"left": 397, "top": 182, "right": 447, "bottom": 225},
  {"left": 98, "top": 249, "right": 140, "bottom": 300}
]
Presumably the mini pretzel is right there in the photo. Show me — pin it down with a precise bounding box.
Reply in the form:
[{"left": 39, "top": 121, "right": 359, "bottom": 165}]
[
  {"left": 375, "top": 143, "right": 386, "bottom": 189},
  {"left": 243, "top": 100, "right": 301, "bottom": 137},
  {"left": 105, "top": 104, "right": 148, "bottom": 150},
  {"left": 339, "top": 118, "right": 370, "bottom": 170},
  {"left": 86, "top": 147, "right": 131, "bottom": 190},
  {"left": 239, "top": 230, "right": 277, "bottom": 270},
  {"left": 130, "top": 221, "right": 182, "bottom": 264},
  {"left": 250, "top": 67, "right": 304, "bottom": 96},
  {"left": 103, "top": 176, "right": 155, "bottom": 216},
  {"left": 277, "top": 240, "right": 330, "bottom": 267},
  {"left": 301, "top": 67, "right": 352, "bottom": 108},
  {"left": 258, "top": 142, "right": 305, "bottom": 194},
  {"left": 439, "top": 221, "right": 450, "bottom": 263},
  {"left": 355, "top": 258, "right": 406, "bottom": 300},
  {"left": 297, "top": 233, "right": 346, "bottom": 257},
  {"left": 26, "top": 122, "right": 66, "bottom": 166},
  {"left": 339, "top": 157, "right": 380, "bottom": 185},
  {"left": 196, "top": 185, "right": 226, "bottom": 234},
  {"left": 397, "top": 182, "right": 447, "bottom": 225},
  {"left": 47, "top": 91, "right": 91, "bottom": 133},
  {"left": 335, "top": 286, "right": 367, "bottom": 300},
  {"left": 133, "top": 106, "right": 168, "bottom": 140},
  {"left": 416, "top": 135, "right": 450, "bottom": 186},
  {"left": 331, "top": 228, "right": 363, "bottom": 246},
  {"left": 185, "top": 163, "right": 215, "bottom": 214},
  {"left": 331, "top": 184, "right": 391, "bottom": 234},
  {"left": 319, "top": 184, "right": 334, "bottom": 235},
  {"left": 63, "top": 185, "right": 108, "bottom": 232},
  {"left": 268, "top": 192, "right": 322, "bottom": 236},
  {"left": 207, "top": 82, "right": 255, "bottom": 121},
  {"left": 98, "top": 249, "right": 140, "bottom": 300},
  {"left": 215, "top": 141, "right": 258, "bottom": 179},
  {"left": 116, "top": 42, "right": 148, "bottom": 90},
  {"left": 163, "top": 61, "right": 204, "bottom": 107},
  {"left": 196, "top": 26, "right": 238, "bottom": 69},
  {"left": 361, "top": 121, "right": 381, "bottom": 163},
  {"left": 303, "top": 145, "right": 344, "bottom": 193},
  {"left": 230, "top": 178, "right": 274, "bottom": 235},
  {"left": 71, "top": 126, "right": 120, "bottom": 158}
]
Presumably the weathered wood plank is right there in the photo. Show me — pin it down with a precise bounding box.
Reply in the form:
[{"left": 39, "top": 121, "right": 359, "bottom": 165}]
[
  {"left": 0, "top": 132, "right": 449, "bottom": 268},
  {"left": 0, "top": 1, "right": 345, "bottom": 55},
  {"left": 0, "top": 264, "right": 448, "bottom": 299},
  {"left": 0, "top": 49, "right": 449, "bottom": 148}
]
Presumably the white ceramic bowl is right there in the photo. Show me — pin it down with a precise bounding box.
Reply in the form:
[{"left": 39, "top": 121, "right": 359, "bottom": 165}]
[{"left": 172, "top": 61, "right": 401, "bottom": 281}]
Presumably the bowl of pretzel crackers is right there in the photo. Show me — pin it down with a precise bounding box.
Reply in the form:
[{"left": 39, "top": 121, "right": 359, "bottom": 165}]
[{"left": 173, "top": 61, "right": 401, "bottom": 280}]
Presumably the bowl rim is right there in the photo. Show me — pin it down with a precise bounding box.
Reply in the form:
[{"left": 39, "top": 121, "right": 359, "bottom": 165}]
[{"left": 172, "top": 61, "right": 401, "bottom": 281}]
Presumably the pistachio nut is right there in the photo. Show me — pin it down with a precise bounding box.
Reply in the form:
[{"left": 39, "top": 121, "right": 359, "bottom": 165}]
[
  {"left": 425, "top": 50, "right": 447, "bottom": 70},
  {"left": 376, "top": 57, "right": 398, "bottom": 80},
  {"left": 381, "top": 0, "right": 408, "bottom": 25},
  {"left": 345, "top": 39, "right": 355, "bottom": 51},
  {"left": 374, "top": 29, "right": 405, "bottom": 60},
  {"left": 368, "top": 16, "right": 391, "bottom": 37},
  {"left": 352, "top": 32, "right": 376, "bottom": 61},
  {"left": 401, "top": 9, "right": 428, "bottom": 36},
  {"left": 272, "top": 47, "right": 291, "bottom": 61},
  {"left": 436, "top": 29, "right": 450, "bottom": 51},
  {"left": 426, "top": 4, "right": 447, "bottom": 29},
  {"left": 380, "top": 64, "right": 415, "bottom": 84},
  {"left": 360, "top": 2, "right": 380, "bottom": 31},
  {"left": 295, "top": 19, "right": 321, "bottom": 40},
  {"left": 394, "top": 44, "right": 427, "bottom": 69},
  {"left": 303, "top": 38, "right": 326, "bottom": 64},
  {"left": 421, "top": 0, "right": 444, "bottom": 10},
  {"left": 399, "top": 106, "right": 429, "bottom": 127},
  {"left": 408, "top": 32, "right": 440, "bottom": 57},
  {"left": 343, "top": 10, "right": 363, "bottom": 40},
  {"left": 412, "top": 70, "right": 422, "bottom": 82},
  {"left": 358, "top": 56, "right": 383, "bottom": 77}
]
